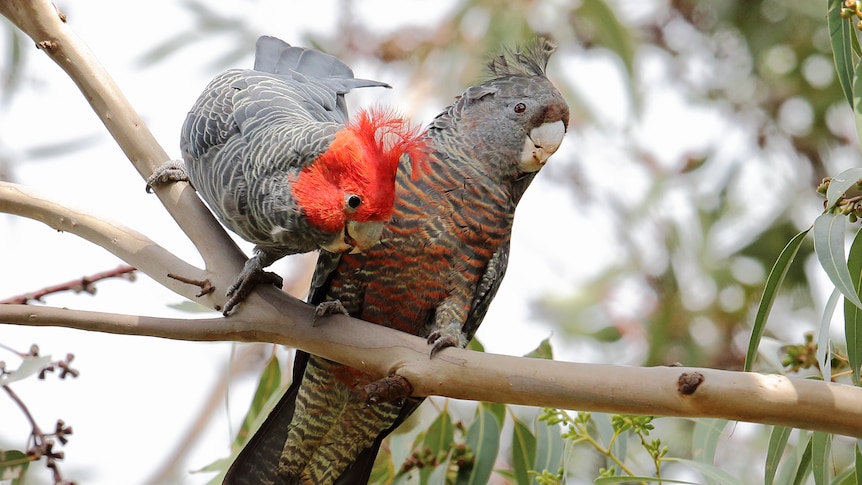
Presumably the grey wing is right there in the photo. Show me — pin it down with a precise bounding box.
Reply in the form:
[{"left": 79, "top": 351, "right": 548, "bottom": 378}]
[
  {"left": 179, "top": 69, "right": 346, "bottom": 248},
  {"left": 463, "top": 240, "right": 510, "bottom": 341},
  {"left": 253, "top": 36, "right": 390, "bottom": 121}
]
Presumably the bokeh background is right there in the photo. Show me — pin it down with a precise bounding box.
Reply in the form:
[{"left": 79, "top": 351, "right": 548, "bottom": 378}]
[{"left": 0, "top": 0, "right": 854, "bottom": 483}]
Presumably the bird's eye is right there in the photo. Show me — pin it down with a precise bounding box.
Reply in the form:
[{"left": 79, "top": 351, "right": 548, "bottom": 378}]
[
  {"left": 347, "top": 194, "right": 362, "bottom": 210},
  {"left": 514, "top": 103, "right": 527, "bottom": 113}
]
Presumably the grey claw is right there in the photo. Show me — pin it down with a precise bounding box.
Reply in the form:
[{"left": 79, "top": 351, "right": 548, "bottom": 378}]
[
  {"left": 426, "top": 327, "right": 467, "bottom": 358},
  {"left": 146, "top": 159, "right": 189, "bottom": 193},
  {"left": 312, "top": 300, "right": 348, "bottom": 326},
  {"left": 222, "top": 269, "right": 283, "bottom": 316}
]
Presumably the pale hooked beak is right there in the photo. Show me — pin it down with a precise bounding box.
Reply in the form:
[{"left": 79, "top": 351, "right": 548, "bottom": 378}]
[
  {"left": 344, "top": 220, "right": 384, "bottom": 254},
  {"left": 519, "top": 120, "right": 566, "bottom": 172},
  {"left": 319, "top": 220, "right": 384, "bottom": 254}
]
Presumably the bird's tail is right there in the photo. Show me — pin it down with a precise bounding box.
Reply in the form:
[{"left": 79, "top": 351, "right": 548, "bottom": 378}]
[
  {"left": 253, "top": 36, "right": 389, "bottom": 91},
  {"left": 223, "top": 352, "right": 308, "bottom": 485}
]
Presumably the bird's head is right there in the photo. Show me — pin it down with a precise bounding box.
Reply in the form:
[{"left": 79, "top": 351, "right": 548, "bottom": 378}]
[
  {"left": 292, "top": 107, "right": 430, "bottom": 253},
  {"left": 440, "top": 38, "right": 570, "bottom": 177}
]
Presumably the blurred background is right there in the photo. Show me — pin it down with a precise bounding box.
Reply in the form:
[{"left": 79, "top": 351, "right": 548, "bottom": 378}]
[{"left": 0, "top": 0, "right": 854, "bottom": 483}]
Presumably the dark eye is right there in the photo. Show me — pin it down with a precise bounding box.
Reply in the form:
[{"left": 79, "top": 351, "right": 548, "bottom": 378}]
[
  {"left": 514, "top": 103, "right": 526, "bottom": 113},
  {"left": 347, "top": 194, "right": 362, "bottom": 209}
]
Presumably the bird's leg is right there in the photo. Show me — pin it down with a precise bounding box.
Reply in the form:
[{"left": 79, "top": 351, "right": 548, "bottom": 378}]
[
  {"left": 428, "top": 301, "right": 469, "bottom": 358},
  {"left": 145, "top": 159, "right": 190, "bottom": 192},
  {"left": 223, "top": 249, "right": 283, "bottom": 316},
  {"left": 426, "top": 320, "right": 468, "bottom": 358},
  {"left": 312, "top": 300, "right": 348, "bottom": 327}
]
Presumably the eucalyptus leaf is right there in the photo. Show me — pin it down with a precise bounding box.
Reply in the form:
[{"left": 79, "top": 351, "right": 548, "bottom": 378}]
[
  {"left": 829, "top": 0, "right": 856, "bottom": 107},
  {"left": 455, "top": 405, "right": 500, "bottom": 485},
  {"left": 845, "top": 227, "right": 862, "bottom": 385},
  {"left": 818, "top": 288, "right": 840, "bottom": 382},
  {"left": 745, "top": 227, "right": 810, "bottom": 371},
  {"left": 814, "top": 213, "right": 862, "bottom": 309},
  {"left": 812, "top": 432, "right": 832, "bottom": 485},
  {"left": 765, "top": 426, "right": 792, "bottom": 485},
  {"left": 511, "top": 417, "right": 537, "bottom": 485}
]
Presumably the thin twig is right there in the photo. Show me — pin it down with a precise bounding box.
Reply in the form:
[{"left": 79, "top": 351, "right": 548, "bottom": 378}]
[{"left": 0, "top": 265, "right": 137, "bottom": 304}]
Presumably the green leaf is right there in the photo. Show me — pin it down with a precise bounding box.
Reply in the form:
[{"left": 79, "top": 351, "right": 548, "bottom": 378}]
[
  {"left": 233, "top": 354, "right": 282, "bottom": 450},
  {"left": 533, "top": 417, "right": 564, "bottom": 484},
  {"left": 524, "top": 337, "right": 554, "bottom": 360},
  {"left": 830, "top": 466, "right": 856, "bottom": 485},
  {"left": 792, "top": 438, "right": 814, "bottom": 485},
  {"left": 467, "top": 336, "right": 485, "bottom": 353},
  {"left": 427, "top": 457, "right": 451, "bottom": 485},
  {"left": 424, "top": 408, "right": 455, "bottom": 456},
  {"left": 812, "top": 432, "right": 833, "bottom": 485},
  {"left": 819, "top": 289, "right": 841, "bottom": 382},
  {"left": 766, "top": 426, "right": 792, "bottom": 485},
  {"left": 669, "top": 458, "right": 744, "bottom": 485},
  {"left": 420, "top": 407, "right": 455, "bottom": 484},
  {"left": 829, "top": 0, "right": 857, "bottom": 107},
  {"left": 511, "top": 417, "right": 537, "bottom": 485},
  {"left": 455, "top": 406, "right": 500, "bottom": 485},
  {"left": 845, "top": 228, "right": 862, "bottom": 385},
  {"left": 826, "top": 168, "right": 862, "bottom": 209},
  {"left": 485, "top": 402, "right": 506, "bottom": 429},
  {"left": 746, "top": 227, "right": 810, "bottom": 371},
  {"left": 0, "top": 449, "right": 30, "bottom": 485},
  {"left": 0, "top": 354, "right": 52, "bottom": 385},
  {"left": 774, "top": 431, "right": 812, "bottom": 485},
  {"left": 815, "top": 213, "right": 862, "bottom": 309},
  {"left": 855, "top": 440, "right": 862, "bottom": 484},
  {"left": 691, "top": 418, "right": 727, "bottom": 485},
  {"left": 853, "top": 52, "right": 862, "bottom": 146}
]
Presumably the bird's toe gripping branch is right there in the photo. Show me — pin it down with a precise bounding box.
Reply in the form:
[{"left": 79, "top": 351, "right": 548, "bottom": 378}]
[
  {"left": 312, "top": 299, "right": 349, "bottom": 327},
  {"left": 145, "top": 159, "right": 190, "bottom": 193},
  {"left": 426, "top": 322, "right": 468, "bottom": 358},
  {"left": 223, "top": 256, "right": 284, "bottom": 316}
]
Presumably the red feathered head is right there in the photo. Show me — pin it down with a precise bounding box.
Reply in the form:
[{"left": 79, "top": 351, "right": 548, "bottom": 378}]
[{"left": 292, "top": 107, "right": 430, "bottom": 233}]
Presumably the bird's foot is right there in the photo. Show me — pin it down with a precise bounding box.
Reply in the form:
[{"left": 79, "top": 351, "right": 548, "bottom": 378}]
[
  {"left": 223, "top": 257, "right": 283, "bottom": 316},
  {"left": 362, "top": 374, "right": 414, "bottom": 405},
  {"left": 426, "top": 322, "right": 468, "bottom": 358},
  {"left": 312, "top": 300, "right": 348, "bottom": 327},
  {"left": 145, "top": 159, "right": 189, "bottom": 193}
]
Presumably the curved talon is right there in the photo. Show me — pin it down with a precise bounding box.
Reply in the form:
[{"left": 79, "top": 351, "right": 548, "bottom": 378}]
[
  {"left": 223, "top": 269, "right": 283, "bottom": 316},
  {"left": 145, "top": 159, "right": 190, "bottom": 193},
  {"left": 313, "top": 300, "right": 348, "bottom": 326},
  {"left": 427, "top": 328, "right": 467, "bottom": 358}
]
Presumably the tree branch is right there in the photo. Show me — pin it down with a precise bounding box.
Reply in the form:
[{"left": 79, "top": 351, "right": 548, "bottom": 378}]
[
  {"left": 1, "top": 303, "right": 861, "bottom": 438},
  {"left": 2, "top": 0, "right": 862, "bottom": 452},
  {"left": 0, "top": 0, "right": 239, "bottom": 274},
  {"left": 0, "top": 181, "right": 229, "bottom": 307}
]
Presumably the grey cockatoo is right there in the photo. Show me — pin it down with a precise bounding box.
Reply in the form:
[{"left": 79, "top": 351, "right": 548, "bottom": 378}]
[{"left": 148, "top": 36, "right": 428, "bottom": 314}]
